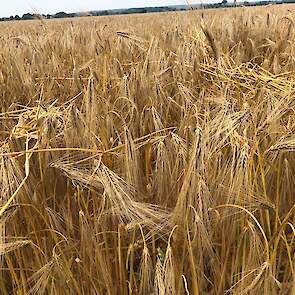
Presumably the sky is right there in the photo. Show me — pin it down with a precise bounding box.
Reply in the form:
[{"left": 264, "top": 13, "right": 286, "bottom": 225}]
[{"left": 1, "top": 0, "right": 206, "bottom": 18}]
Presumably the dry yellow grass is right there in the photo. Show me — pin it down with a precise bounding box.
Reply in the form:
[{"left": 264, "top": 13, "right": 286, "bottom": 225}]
[{"left": 1, "top": 5, "right": 295, "bottom": 294}]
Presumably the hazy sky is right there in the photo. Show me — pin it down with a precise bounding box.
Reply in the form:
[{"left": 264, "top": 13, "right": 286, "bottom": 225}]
[{"left": 1, "top": 1, "right": 204, "bottom": 17}]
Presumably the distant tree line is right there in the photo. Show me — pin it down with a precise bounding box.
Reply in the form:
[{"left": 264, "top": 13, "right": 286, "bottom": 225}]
[
  {"left": 0, "top": 6, "right": 185, "bottom": 22},
  {"left": 92, "top": 6, "right": 180, "bottom": 16},
  {"left": 0, "top": 11, "right": 81, "bottom": 22}
]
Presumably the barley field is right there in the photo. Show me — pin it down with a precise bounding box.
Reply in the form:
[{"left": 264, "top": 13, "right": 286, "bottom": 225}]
[{"left": 1, "top": 5, "right": 295, "bottom": 294}]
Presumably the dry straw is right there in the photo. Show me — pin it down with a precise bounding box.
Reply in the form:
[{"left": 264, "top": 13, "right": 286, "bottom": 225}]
[{"left": 0, "top": 5, "right": 295, "bottom": 294}]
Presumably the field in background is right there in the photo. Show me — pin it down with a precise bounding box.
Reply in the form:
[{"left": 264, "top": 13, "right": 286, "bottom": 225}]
[{"left": 1, "top": 5, "right": 295, "bottom": 294}]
